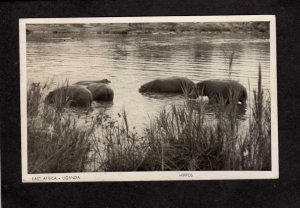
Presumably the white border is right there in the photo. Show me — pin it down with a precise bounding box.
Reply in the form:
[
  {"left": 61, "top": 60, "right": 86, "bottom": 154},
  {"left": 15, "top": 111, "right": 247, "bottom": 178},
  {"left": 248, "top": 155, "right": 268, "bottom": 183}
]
[{"left": 20, "top": 15, "right": 278, "bottom": 183}]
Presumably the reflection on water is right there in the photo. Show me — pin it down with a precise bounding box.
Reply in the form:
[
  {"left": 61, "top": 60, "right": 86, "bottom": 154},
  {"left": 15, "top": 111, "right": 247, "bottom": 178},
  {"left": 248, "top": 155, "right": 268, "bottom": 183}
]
[
  {"left": 192, "top": 42, "right": 214, "bottom": 64},
  {"left": 188, "top": 99, "right": 248, "bottom": 120},
  {"left": 27, "top": 32, "right": 270, "bottom": 130},
  {"left": 140, "top": 92, "right": 185, "bottom": 100}
]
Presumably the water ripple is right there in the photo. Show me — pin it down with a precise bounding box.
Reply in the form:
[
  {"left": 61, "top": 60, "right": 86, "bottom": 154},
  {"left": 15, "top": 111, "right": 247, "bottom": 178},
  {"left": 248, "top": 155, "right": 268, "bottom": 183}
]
[{"left": 27, "top": 33, "right": 270, "bottom": 130}]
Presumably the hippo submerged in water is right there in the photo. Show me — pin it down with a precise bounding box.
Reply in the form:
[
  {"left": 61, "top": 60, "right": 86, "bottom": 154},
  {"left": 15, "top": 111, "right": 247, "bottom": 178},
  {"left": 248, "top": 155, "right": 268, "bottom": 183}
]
[
  {"left": 75, "top": 79, "right": 114, "bottom": 102},
  {"left": 87, "top": 83, "right": 114, "bottom": 101},
  {"left": 45, "top": 79, "right": 114, "bottom": 108},
  {"left": 45, "top": 85, "right": 93, "bottom": 107},
  {"left": 139, "top": 77, "right": 195, "bottom": 94},
  {"left": 188, "top": 79, "right": 247, "bottom": 104}
]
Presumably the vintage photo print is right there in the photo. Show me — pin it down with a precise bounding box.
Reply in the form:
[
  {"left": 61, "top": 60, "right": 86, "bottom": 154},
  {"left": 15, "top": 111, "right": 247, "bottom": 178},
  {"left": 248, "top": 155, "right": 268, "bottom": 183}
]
[{"left": 20, "top": 16, "right": 278, "bottom": 182}]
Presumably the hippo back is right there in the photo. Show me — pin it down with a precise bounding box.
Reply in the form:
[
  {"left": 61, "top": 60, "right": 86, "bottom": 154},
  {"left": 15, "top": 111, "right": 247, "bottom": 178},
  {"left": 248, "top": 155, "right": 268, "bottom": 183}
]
[
  {"left": 67, "top": 85, "right": 93, "bottom": 107},
  {"left": 87, "top": 83, "right": 114, "bottom": 101},
  {"left": 189, "top": 79, "right": 247, "bottom": 104},
  {"left": 45, "top": 85, "right": 92, "bottom": 107},
  {"left": 139, "top": 77, "right": 194, "bottom": 93}
]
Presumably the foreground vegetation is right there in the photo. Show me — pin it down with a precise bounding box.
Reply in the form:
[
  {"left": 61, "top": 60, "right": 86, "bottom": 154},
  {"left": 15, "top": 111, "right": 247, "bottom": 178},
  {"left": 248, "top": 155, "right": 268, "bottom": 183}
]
[
  {"left": 27, "top": 67, "right": 271, "bottom": 173},
  {"left": 27, "top": 82, "right": 92, "bottom": 173}
]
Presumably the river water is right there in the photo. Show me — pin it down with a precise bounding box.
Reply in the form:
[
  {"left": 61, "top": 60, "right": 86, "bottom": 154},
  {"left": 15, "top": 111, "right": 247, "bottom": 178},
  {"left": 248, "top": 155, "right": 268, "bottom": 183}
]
[{"left": 27, "top": 31, "right": 270, "bottom": 131}]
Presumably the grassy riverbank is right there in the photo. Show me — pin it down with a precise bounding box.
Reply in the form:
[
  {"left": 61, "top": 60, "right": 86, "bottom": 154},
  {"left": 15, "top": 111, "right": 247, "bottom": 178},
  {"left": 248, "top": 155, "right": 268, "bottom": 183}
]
[{"left": 27, "top": 67, "right": 271, "bottom": 173}]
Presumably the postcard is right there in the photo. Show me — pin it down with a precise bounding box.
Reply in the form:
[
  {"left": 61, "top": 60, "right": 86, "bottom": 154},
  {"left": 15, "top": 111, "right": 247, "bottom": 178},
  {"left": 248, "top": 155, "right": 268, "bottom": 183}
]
[{"left": 20, "top": 15, "right": 278, "bottom": 182}]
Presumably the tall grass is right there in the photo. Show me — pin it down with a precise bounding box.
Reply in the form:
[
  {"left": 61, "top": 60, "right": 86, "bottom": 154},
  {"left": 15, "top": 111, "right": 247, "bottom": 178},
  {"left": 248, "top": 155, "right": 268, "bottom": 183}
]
[
  {"left": 87, "top": 109, "right": 149, "bottom": 171},
  {"left": 240, "top": 64, "right": 271, "bottom": 170},
  {"left": 27, "top": 82, "right": 92, "bottom": 173}
]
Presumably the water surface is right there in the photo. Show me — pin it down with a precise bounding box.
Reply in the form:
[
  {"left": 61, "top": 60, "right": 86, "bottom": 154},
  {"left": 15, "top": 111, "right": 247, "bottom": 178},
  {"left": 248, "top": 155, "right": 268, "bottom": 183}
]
[{"left": 27, "top": 32, "right": 270, "bottom": 130}]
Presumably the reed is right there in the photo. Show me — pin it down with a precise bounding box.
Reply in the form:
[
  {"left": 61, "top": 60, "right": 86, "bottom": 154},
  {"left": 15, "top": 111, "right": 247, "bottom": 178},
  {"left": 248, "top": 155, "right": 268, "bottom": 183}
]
[
  {"left": 222, "top": 44, "right": 242, "bottom": 80},
  {"left": 138, "top": 101, "right": 239, "bottom": 170},
  {"left": 222, "top": 49, "right": 235, "bottom": 79},
  {"left": 239, "top": 64, "right": 271, "bottom": 170},
  {"left": 87, "top": 109, "right": 149, "bottom": 171}
]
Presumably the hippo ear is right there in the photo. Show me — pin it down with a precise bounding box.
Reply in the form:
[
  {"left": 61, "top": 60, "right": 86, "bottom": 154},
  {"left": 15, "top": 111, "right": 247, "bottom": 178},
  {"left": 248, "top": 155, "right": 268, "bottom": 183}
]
[{"left": 104, "top": 79, "right": 111, "bottom": 84}]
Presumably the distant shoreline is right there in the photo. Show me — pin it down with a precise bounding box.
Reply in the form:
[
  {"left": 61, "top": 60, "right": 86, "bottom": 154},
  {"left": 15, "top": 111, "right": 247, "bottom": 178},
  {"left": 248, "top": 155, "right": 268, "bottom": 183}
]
[{"left": 26, "top": 22, "right": 270, "bottom": 36}]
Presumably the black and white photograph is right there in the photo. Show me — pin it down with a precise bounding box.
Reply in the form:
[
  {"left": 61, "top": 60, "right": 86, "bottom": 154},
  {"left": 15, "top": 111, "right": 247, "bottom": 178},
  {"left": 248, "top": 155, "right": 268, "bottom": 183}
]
[{"left": 20, "top": 16, "right": 278, "bottom": 182}]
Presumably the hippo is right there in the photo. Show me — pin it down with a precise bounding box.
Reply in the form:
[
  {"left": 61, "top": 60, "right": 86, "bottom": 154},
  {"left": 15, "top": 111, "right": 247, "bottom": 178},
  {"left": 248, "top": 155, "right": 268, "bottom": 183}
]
[
  {"left": 45, "top": 85, "right": 93, "bottom": 107},
  {"left": 139, "top": 77, "right": 195, "bottom": 94},
  {"left": 188, "top": 79, "right": 247, "bottom": 104},
  {"left": 87, "top": 83, "right": 114, "bottom": 101},
  {"left": 74, "top": 79, "right": 111, "bottom": 86}
]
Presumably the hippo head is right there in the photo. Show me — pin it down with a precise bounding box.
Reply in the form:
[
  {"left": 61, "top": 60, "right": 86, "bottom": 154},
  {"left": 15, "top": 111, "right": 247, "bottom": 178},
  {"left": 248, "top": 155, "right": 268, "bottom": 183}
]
[
  {"left": 139, "top": 80, "right": 157, "bottom": 92},
  {"left": 139, "top": 81, "right": 154, "bottom": 93},
  {"left": 139, "top": 85, "right": 147, "bottom": 92}
]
